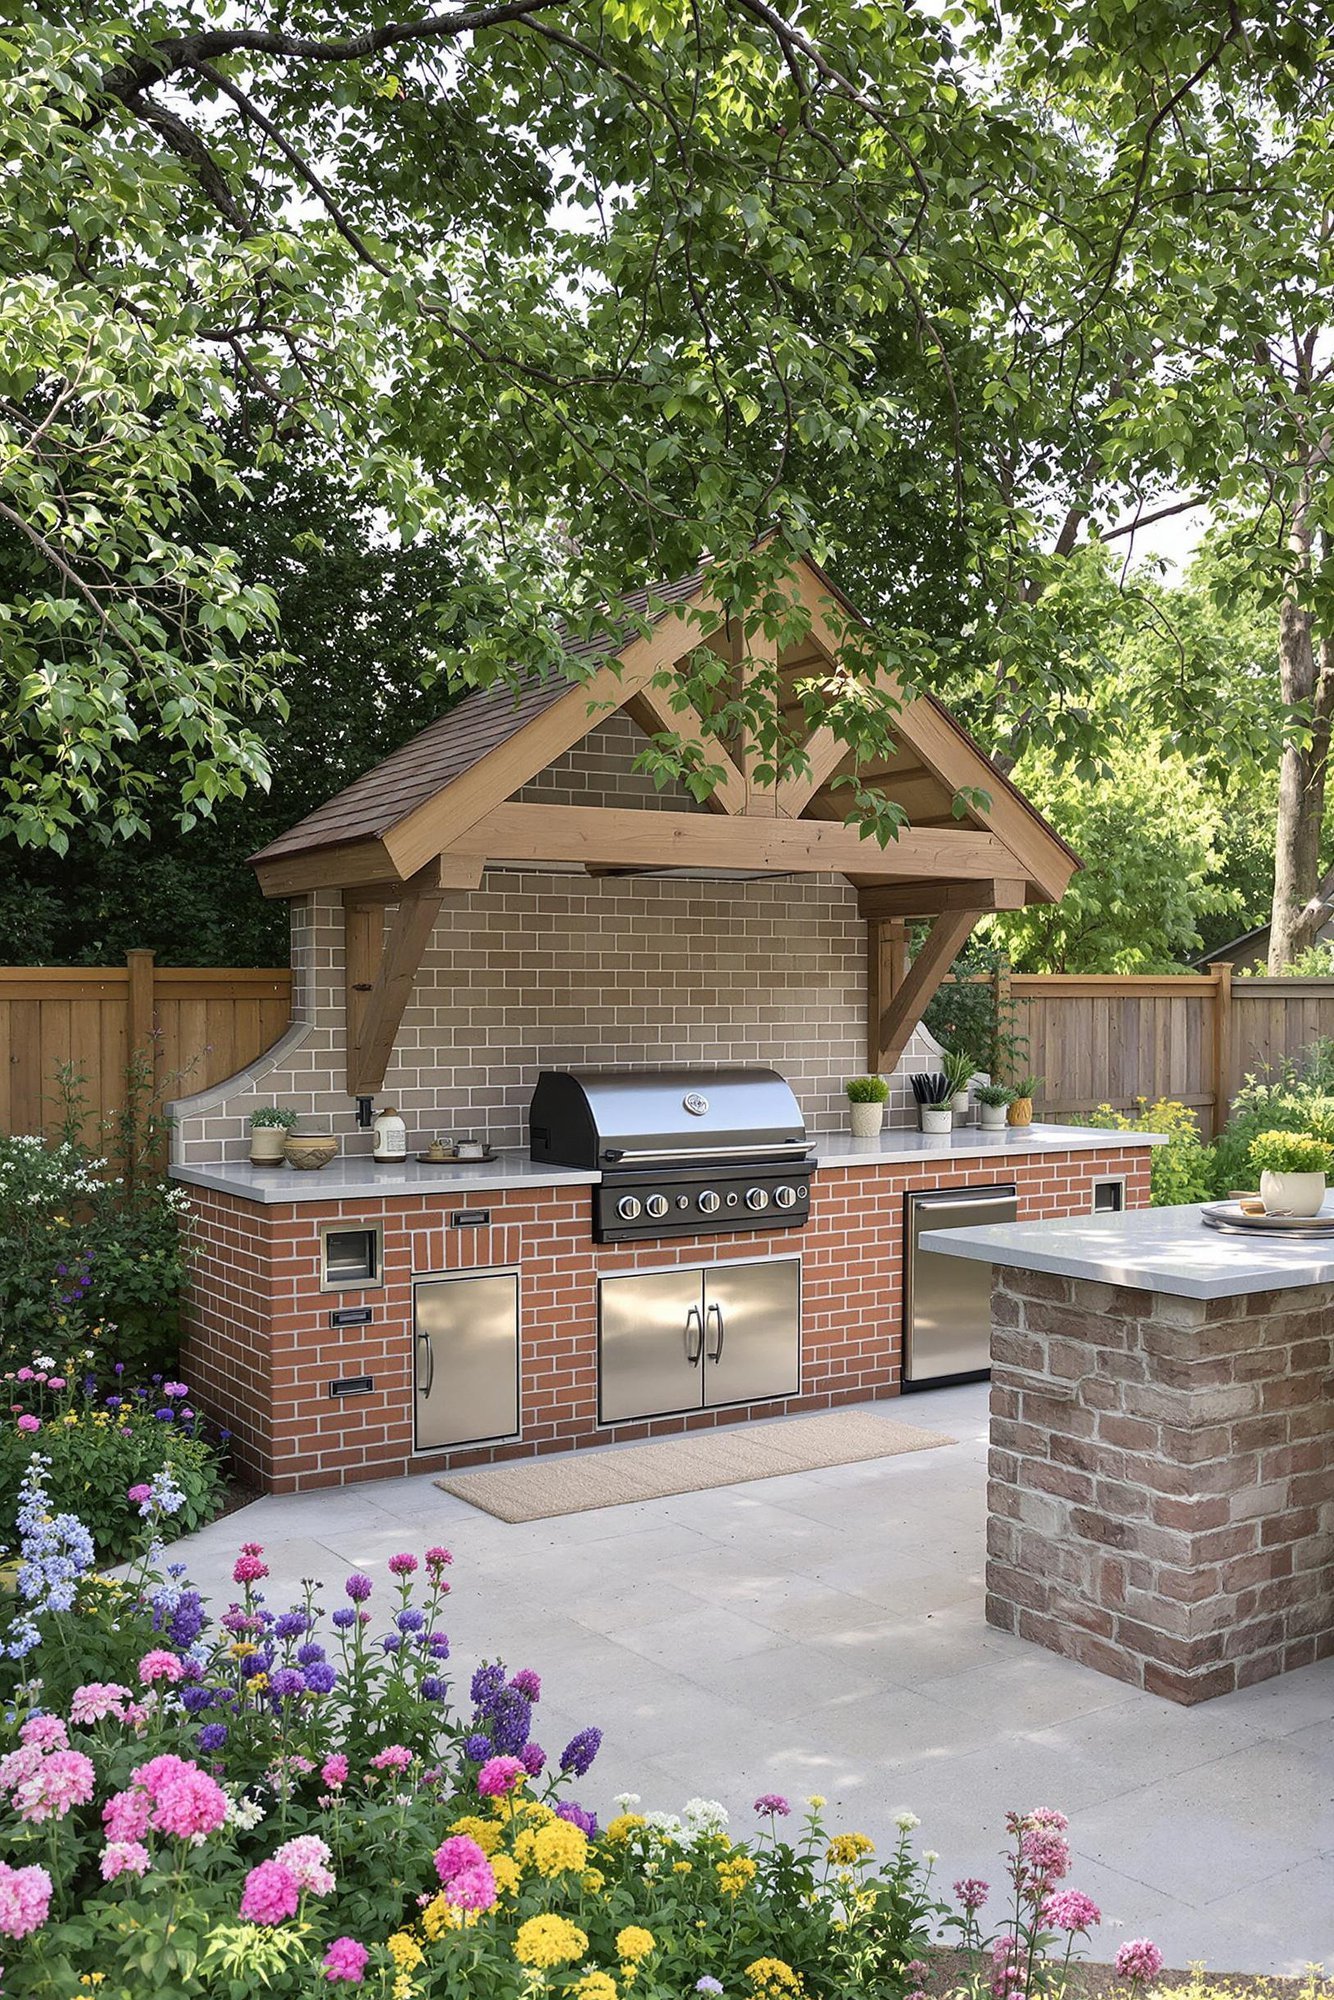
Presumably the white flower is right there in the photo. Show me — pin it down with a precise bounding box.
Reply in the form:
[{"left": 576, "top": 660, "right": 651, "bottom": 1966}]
[
  {"left": 225, "top": 1791, "right": 266, "bottom": 1830},
  {"left": 894, "top": 1810, "right": 920, "bottom": 1832},
  {"left": 614, "top": 1793, "right": 641, "bottom": 1811},
  {"left": 681, "top": 1798, "right": 730, "bottom": 1842},
  {"left": 923, "top": 1850, "right": 939, "bottom": 1864}
]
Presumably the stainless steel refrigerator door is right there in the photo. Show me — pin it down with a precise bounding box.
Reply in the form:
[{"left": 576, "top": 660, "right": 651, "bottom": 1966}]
[
  {"left": 904, "top": 1187, "right": 1017, "bottom": 1385},
  {"left": 598, "top": 1267, "right": 705, "bottom": 1424},
  {"left": 414, "top": 1270, "right": 520, "bottom": 1451},
  {"left": 702, "top": 1255, "right": 800, "bottom": 1409}
]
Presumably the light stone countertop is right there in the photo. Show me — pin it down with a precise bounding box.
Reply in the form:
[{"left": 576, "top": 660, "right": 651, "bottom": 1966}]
[
  {"left": 172, "top": 1120, "right": 1162, "bottom": 1207},
  {"left": 919, "top": 1199, "right": 1334, "bottom": 1301}
]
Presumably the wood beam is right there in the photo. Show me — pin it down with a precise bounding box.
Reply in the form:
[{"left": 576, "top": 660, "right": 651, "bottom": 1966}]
[
  {"left": 343, "top": 897, "right": 384, "bottom": 1061},
  {"left": 624, "top": 684, "right": 747, "bottom": 815},
  {"left": 857, "top": 877, "right": 1028, "bottom": 923},
  {"left": 340, "top": 856, "right": 485, "bottom": 902},
  {"left": 869, "top": 912, "right": 979, "bottom": 1076},
  {"left": 441, "top": 801, "right": 1013, "bottom": 879},
  {"left": 255, "top": 838, "right": 401, "bottom": 900},
  {"left": 774, "top": 723, "right": 853, "bottom": 819},
  {"left": 347, "top": 870, "right": 448, "bottom": 1095},
  {"left": 866, "top": 919, "right": 910, "bottom": 1071}
]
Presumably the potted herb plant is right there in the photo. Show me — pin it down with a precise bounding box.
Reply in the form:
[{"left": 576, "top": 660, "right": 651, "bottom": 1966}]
[
  {"left": 249, "top": 1104, "right": 298, "bottom": 1165},
  {"left": 1249, "top": 1129, "right": 1333, "bottom": 1218},
  {"left": 974, "top": 1081, "right": 1014, "bottom": 1132},
  {"left": 941, "top": 1045, "right": 975, "bottom": 1120},
  {"left": 1006, "top": 1076, "right": 1042, "bottom": 1128},
  {"left": 911, "top": 1072, "right": 954, "bottom": 1135},
  {"left": 845, "top": 1074, "right": 890, "bottom": 1138}
]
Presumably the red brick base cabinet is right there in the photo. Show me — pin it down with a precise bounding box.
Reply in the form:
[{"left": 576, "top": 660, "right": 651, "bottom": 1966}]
[{"left": 181, "top": 1146, "right": 1151, "bottom": 1493}]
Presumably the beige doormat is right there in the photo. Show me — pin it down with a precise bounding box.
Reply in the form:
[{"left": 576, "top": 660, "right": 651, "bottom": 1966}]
[{"left": 435, "top": 1409, "right": 953, "bottom": 1523}]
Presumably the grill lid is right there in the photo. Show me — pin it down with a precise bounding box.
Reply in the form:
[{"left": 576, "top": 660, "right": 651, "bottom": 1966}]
[{"left": 529, "top": 1066, "right": 808, "bottom": 1168}]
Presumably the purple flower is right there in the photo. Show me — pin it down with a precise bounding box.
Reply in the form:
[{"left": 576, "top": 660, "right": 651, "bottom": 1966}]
[
  {"left": 559, "top": 1727, "right": 602, "bottom": 1777},
  {"left": 198, "top": 1723, "right": 228, "bottom": 1752},
  {"left": 381, "top": 1635, "right": 401, "bottom": 1655},
  {"left": 154, "top": 1408, "right": 175, "bottom": 1422},
  {"left": 510, "top": 1668, "right": 541, "bottom": 1702},
  {"left": 296, "top": 1642, "right": 326, "bottom": 1667},
  {"left": 344, "top": 1573, "right": 373, "bottom": 1603},
  {"left": 114, "top": 1362, "right": 124, "bottom": 1375},
  {"left": 305, "top": 1661, "right": 337, "bottom": 1695},
  {"left": 754, "top": 1793, "right": 791, "bottom": 1817},
  {"left": 104, "top": 1396, "right": 122, "bottom": 1411},
  {"left": 164, "top": 1382, "right": 189, "bottom": 1398},
  {"left": 697, "top": 1983, "right": 724, "bottom": 1997},
  {"left": 463, "top": 1733, "right": 491, "bottom": 1760},
  {"left": 331, "top": 1608, "right": 357, "bottom": 1630},
  {"left": 470, "top": 1663, "right": 505, "bottom": 1709},
  {"left": 395, "top": 1609, "right": 425, "bottom": 1635},
  {"left": 521, "top": 1742, "right": 546, "bottom": 1775},
  {"left": 180, "top": 1686, "right": 215, "bottom": 1714},
  {"left": 268, "top": 1668, "right": 306, "bottom": 1699},
  {"left": 421, "top": 1675, "right": 449, "bottom": 1702},
  {"left": 273, "top": 1611, "right": 310, "bottom": 1641},
  {"left": 424, "top": 1631, "right": 450, "bottom": 1659},
  {"left": 555, "top": 1801, "right": 598, "bottom": 1837},
  {"left": 486, "top": 1687, "right": 532, "bottom": 1756}
]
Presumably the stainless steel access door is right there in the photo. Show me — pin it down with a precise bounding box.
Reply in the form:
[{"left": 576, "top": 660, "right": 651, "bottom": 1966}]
[
  {"left": 703, "top": 1256, "right": 800, "bottom": 1409},
  {"left": 599, "top": 1267, "right": 704, "bottom": 1424},
  {"left": 414, "top": 1269, "right": 520, "bottom": 1451},
  {"left": 904, "top": 1186, "right": 1017, "bottom": 1387}
]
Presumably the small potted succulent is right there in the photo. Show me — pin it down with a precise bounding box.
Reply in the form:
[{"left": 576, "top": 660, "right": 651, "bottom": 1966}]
[
  {"left": 941, "top": 1045, "right": 975, "bottom": 1121},
  {"left": 1006, "top": 1076, "right": 1042, "bottom": 1128},
  {"left": 249, "top": 1104, "right": 298, "bottom": 1165},
  {"left": 1249, "top": 1129, "right": 1333, "bottom": 1218},
  {"left": 974, "top": 1081, "right": 1015, "bottom": 1132},
  {"left": 845, "top": 1074, "right": 890, "bottom": 1138},
  {"left": 911, "top": 1072, "right": 954, "bottom": 1135}
]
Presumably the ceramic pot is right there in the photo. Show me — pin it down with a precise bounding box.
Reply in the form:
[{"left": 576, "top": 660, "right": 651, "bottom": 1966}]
[
  {"left": 284, "top": 1135, "right": 338, "bottom": 1172},
  {"left": 950, "top": 1089, "right": 970, "bottom": 1121},
  {"left": 1259, "top": 1169, "right": 1326, "bottom": 1218},
  {"left": 979, "top": 1103, "right": 1008, "bottom": 1132},
  {"left": 849, "top": 1101, "right": 885, "bottom": 1138},
  {"left": 920, "top": 1106, "right": 952, "bottom": 1135},
  {"left": 1007, "top": 1096, "right": 1033, "bottom": 1128},
  {"left": 249, "top": 1125, "right": 289, "bottom": 1165}
]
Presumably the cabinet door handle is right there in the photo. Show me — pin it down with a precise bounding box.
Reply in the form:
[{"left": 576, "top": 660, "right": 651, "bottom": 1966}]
[
  {"left": 416, "top": 1332, "right": 435, "bottom": 1397},
  {"left": 684, "top": 1305, "right": 704, "bottom": 1365},
  {"left": 705, "top": 1301, "right": 725, "bottom": 1363}
]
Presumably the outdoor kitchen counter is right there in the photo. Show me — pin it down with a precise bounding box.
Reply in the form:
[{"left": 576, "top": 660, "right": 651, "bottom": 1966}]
[
  {"left": 171, "top": 1152, "right": 600, "bottom": 1203},
  {"left": 810, "top": 1122, "right": 1165, "bottom": 1172},
  {"left": 919, "top": 1201, "right": 1334, "bottom": 1706}
]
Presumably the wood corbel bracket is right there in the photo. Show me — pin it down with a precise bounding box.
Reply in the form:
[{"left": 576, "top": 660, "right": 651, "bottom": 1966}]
[{"left": 343, "top": 859, "right": 481, "bottom": 1096}]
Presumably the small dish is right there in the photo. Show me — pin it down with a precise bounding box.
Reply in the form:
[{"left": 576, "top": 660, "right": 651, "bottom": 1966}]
[{"left": 414, "top": 1147, "right": 498, "bottom": 1164}]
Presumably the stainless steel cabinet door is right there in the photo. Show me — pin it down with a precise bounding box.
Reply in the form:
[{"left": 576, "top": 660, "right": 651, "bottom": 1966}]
[
  {"left": 905, "top": 1189, "right": 1016, "bottom": 1383},
  {"left": 703, "top": 1256, "right": 800, "bottom": 1409},
  {"left": 414, "top": 1271, "right": 519, "bottom": 1451},
  {"left": 599, "top": 1268, "right": 705, "bottom": 1423}
]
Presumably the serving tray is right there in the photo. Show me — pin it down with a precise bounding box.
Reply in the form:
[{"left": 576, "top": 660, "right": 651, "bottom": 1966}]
[
  {"left": 1201, "top": 1200, "right": 1334, "bottom": 1238},
  {"left": 414, "top": 1147, "right": 498, "bottom": 1164}
]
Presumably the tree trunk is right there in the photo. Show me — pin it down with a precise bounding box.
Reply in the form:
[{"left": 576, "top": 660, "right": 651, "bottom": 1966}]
[{"left": 1268, "top": 487, "right": 1334, "bottom": 970}]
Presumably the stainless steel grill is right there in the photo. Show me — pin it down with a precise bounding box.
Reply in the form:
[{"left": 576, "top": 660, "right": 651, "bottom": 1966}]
[{"left": 529, "top": 1066, "right": 814, "bottom": 1243}]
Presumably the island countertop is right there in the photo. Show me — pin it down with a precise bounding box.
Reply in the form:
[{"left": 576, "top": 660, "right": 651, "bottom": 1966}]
[{"left": 918, "top": 1199, "right": 1334, "bottom": 1301}]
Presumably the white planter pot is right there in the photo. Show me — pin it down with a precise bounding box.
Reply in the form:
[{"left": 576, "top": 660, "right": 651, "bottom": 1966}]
[
  {"left": 979, "top": 1103, "right": 1008, "bottom": 1132},
  {"left": 950, "top": 1090, "right": 970, "bottom": 1120},
  {"left": 920, "top": 1106, "right": 952, "bottom": 1135},
  {"left": 849, "top": 1101, "right": 885, "bottom": 1138},
  {"left": 249, "top": 1126, "right": 289, "bottom": 1165},
  {"left": 1259, "top": 1169, "right": 1326, "bottom": 1218}
]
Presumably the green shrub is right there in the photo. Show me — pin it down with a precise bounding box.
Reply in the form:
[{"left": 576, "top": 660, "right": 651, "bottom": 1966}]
[
  {"left": 845, "top": 1075, "right": 890, "bottom": 1103},
  {"left": 1081, "top": 1099, "right": 1214, "bottom": 1206},
  {"left": 1207, "top": 1084, "right": 1334, "bottom": 1197},
  {"left": 1248, "top": 1129, "right": 1333, "bottom": 1177}
]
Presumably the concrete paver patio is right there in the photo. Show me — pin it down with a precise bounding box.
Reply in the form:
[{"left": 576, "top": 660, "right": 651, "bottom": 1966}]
[{"left": 173, "top": 1384, "right": 1334, "bottom": 1975}]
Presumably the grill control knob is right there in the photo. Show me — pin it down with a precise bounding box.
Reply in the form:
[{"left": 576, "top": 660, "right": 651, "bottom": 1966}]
[
  {"left": 745, "top": 1186, "right": 770, "bottom": 1211},
  {"left": 698, "top": 1189, "right": 722, "bottom": 1214},
  {"left": 645, "top": 1193, "right": 669, "bottom": 1219},
  {"left": 616, "top": 1195, "right": 642, "bottom": 1221},
  {"left": 774, "top": 1184, "right": 798, "bottom": 1209}
]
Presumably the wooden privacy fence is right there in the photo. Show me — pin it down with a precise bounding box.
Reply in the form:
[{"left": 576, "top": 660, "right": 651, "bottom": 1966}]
[
  {"left": 1000, "top": 966, "right": 1334, "bottom": 1137},
  {"left": 0, "top": 952, "right": 292, "bottom": 1146}
]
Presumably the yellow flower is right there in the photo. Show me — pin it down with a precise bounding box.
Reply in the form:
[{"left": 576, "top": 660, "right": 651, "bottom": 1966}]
[
  {"left": 79, "top": 1979, "right": 107, "bottom": 1990},
  {"left": 514, "top": 1915, "right": 589, "bottom": 1970},
  {"left": 573, "top": 1977, "right": 618, "bottom": 2000},
  {"left": 422, "top": 1895, "right": 458, "bottom": 1941},
  {"left": 746, "top": 1959, "right": 805, "bottom": 2000},
  {"left": 392, "top": 1980, "right": 413, "bottom": 2000},
  {"left": 228, "top": 1642, "right": 252, "bottom": 1659},
  {"left": 63, "top": 1413, "right": 78, "bottom": 1426},
  {"left": 386, "top": 1932, "right": 424, "bottom": 1972},
  {"left": 806, "top": 1795, "right": 826, "bottom": 1809},
  {"left": 580, "top": 1867, "right": 606, "bottom": 1894},
  {"left": 605, "top": 1813, "right": 646, "bottom": 1844},
  {"left": 528, "top": 1819, "right": 589, "bottom": 1878},
  {"left": 245, "top": 1673, "right": 269, "bottom": 1694},
  {"left": 490, "top": 1854, "right": 521, "bottom": 1896},
  {"left": 449, "top": 1813, "right": 502, "bottom": 1855},
  {"left": 826, "top": 1833, "right": 875, "bottom": 1867},
  {"left": 616, "top": 1927, "right": 655, "bottom": 1964},
  {"left": 717, "top": 1855, "right": 758, "bottom": 1896},
  {"left": 515, "top": 1798, "right": 556, "bottom": 1826},
  {"left": 673, "top": 1860, "right": 693, "bottom": 1875}
]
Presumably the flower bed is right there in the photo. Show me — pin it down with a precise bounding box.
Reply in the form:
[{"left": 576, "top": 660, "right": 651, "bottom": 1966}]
[{"left": 0, "top": 1469, "right": 1162, "bottom": 1999}]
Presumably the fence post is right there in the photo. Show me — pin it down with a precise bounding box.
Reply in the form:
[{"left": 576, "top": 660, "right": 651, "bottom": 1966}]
[
  {"left": 1211, "top": 961, "right": 1233, "bottom": 1138},
  {"left": 126, "top": 948, "right": 155, "bottom": 1061},
  {"left": 992, "top": 958, "right": 1013, "bottom": 1078}
]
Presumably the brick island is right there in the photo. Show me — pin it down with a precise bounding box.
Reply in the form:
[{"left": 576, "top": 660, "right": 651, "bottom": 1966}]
[{"left": 921, "top": 1203, "right": 1334, "bottom": 1703}]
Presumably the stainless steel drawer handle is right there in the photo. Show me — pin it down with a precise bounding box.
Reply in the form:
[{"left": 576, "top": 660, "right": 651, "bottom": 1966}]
[
  {"left": 685, "top": 1305, "right": 704, "bottom": 1366},
  {"left": 705, "top": 1301, "right": 725, "bottom": 1363},
  {"left": 416, "top": 1331, "right": 435, "bottom": 1397}
]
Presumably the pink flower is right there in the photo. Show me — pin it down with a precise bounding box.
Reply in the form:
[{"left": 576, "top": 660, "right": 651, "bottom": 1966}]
[
  {"left": 126, "top": 1484, "right": 152, "bottom": 1505},
  {"left": 476, "top": 1754, "right": 525, "bottom": 1798},
  {"left": 233, "top": 1547, "right": 269, "bottom": 1584},
  {"left": 47, "top": 1377, "right": 65, "bottom": 1390},
  {"left": 323, "top": 1938, "right": 370, "bottom": 1984},
  {"left": 448, "top": 1861, "right": 498, "bottom": 1912},
  {"left": 1044, "top": 1890, "right": 1101, "bottom": 1934},
  {"left": 0, "top": 1744, "right": 45, "bottom": 1795},
  {"left": 137, "top": 1650, "right": 184, "bottom": 1686},
  {"left": 955, "top": 1877, "right": 990, "bottom": 1912},
  {"left": 99, "top": 1841, "right": 151, "bottom": 1882},
  {"left": 754, "top": 1793, "right": 791, "bottom": 1816},
  {"left": 71, "top": 1682, "right": 131, "bottom": 1725},
  {"left": 321, "top": 1754, "right": 348, "bottom": 1789},
  {"left": 369, "top": 1745, "right": 412, "bottom": 1772},
  {"left": 151, "top": 1768, "right": 228, "bottom": 1840},
  {"left": 239, "top": 1859, "right": 300, "bottom": 1925},
  {"left": 1020, "top": 1826, "right": 1070, "bottom": 1885},
  {"left": 0, "top": 1861, "right": 51, "bottom": 1940},
  {"left": 510, "top": 1668, "right": 541, "bottom": 1702},
  {"left": 1116, "top": 1941, "right": 1165, "bottom": 1985},
  {"left": 20, "top": 1715, "right": 68, "bottom": 1752},
  {"left": 13, "top": 1749, "right": 95, "bottom": 1824},
  {"left": 387, "top": 1553, "right": 418, "bottom": 1575},
  {"left": 14, "top": 1368, "right": 32, "bottom": 1382},
  {"left": 424, "top": 1546, "right": 452, "bottom": 1573},
  {"left": 434, "top": 1834, "right": 488, "bottom": 1885},
  {"left": 16, "top": 1415, "right": 40, "bottom": 1434},
  {"left": 103, "top": 1787, "right": 153, "bottom": 1843},
  {"left": 274, "top": 1835, "right": 335, "bottom": 1897}
]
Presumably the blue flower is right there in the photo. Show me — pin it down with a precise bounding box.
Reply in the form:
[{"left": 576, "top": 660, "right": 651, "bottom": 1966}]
[
  {"left": 331, "top": 1608, "right": 357, "bottom": 1631},
  {"left": 395, "top": 1608, "right": 424, "bottom": 1635},
  {"left": 469, "top": 1662, "right": 506, "bottom": 1710},
  {"left": 462, "top": 1733, "right": 491, "bottom": 1760},
  {"left": 420, "top": 1675, "right": 448, "bottom": 1701},
  {"left": 273, "top": 1610, "right": 310, "bottom": 1641},
  {"left": 559, "top": 1727, "right": 603, "bottom": 1778},
  {"left": 304, "top": 1661, "right": 337, "bottom": 1695},
  {"left": 268, "top": 1668, "right": 306, "bottom": 1700},
  {"left": 197, "top": 1723, "right": 228, "bottom": 1752},
  {"left": 424, "top": 1631, "right": 450, "bottom": 1659},
  {"left": 381, "top": 1634, "right": 401, "bottom": 1655},
  {"left": 296, "top": 1642, "right": 326, "bottom": 1667}
]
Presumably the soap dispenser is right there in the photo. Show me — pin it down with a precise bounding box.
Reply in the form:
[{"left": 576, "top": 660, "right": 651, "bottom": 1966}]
[{"left": 371, "top": 1105, "right": 407, "bottom": 1163}]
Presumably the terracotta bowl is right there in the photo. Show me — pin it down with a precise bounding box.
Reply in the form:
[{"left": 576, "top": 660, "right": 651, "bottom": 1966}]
[{"left": 284, "top": 1135, "right": 338, "bottom": 1171}]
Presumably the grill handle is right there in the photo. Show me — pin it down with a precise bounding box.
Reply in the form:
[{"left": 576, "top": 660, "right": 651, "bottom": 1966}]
[{"left": 602, "top": 1140, "right": 809, "bottom": 1164}]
